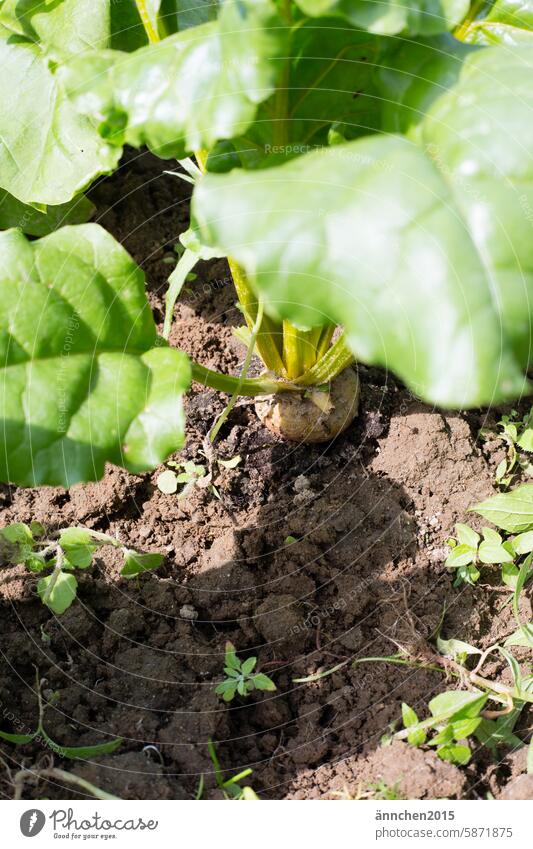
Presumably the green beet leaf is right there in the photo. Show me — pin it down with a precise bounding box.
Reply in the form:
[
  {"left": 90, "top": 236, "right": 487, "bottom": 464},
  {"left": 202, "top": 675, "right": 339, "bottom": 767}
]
[
  {"left": 379, "top": 43, "right": 533, "bottom": 372},
  {"left": 62, "top": 0, "right": 287, "bottom": 160},
  {"left": 0, "top": 224, "right": 190, "bottom": 486},
  {"left": 292, "top": 0, "right": 469, "bottom": 35},
  {"left": 169, "top": 0, "right": 219, "bottom": 30},
  {"left": 192, "top": 42, "right": 533, "bottom": 407},
  {"left": 192, "top": 134, "right": 525, "bottom": 407},
  {"left": 0, "top": 24, "right": 121, "bottom": 206},
  {"left": 0, "top": 0, "right": 156, "bottom": 58},
  {"left": 0, "top": 191, "right": 94, "bottom": 237},
  {"left": 210, "top": 18, "right": 385, "bottom": 172},
  {"left": 0, "top": 0, "right": 114, "bottom": 58}
]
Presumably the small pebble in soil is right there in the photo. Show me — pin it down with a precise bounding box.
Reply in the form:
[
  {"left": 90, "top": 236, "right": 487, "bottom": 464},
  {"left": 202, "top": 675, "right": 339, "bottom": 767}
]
[{"left": 179, "top": 604, "right": 199, "bottom": 621}]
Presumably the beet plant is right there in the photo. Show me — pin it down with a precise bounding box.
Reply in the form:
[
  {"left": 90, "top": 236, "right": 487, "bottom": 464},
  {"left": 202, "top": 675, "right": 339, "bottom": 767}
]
[{"left": 1, "top": 0, "right": 533, "bottom": 485}]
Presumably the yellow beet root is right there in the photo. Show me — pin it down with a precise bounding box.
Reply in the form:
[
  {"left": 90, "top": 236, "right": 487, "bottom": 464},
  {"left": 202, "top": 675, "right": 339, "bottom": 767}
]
[{"left": 255, "top": 367, "right": 360, "bottom": 443}]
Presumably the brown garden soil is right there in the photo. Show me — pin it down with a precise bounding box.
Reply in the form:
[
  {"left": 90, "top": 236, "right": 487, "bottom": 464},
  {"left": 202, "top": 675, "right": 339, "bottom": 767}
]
[{"left": 0, "top": 150, "right": 531, "bottom": 801}]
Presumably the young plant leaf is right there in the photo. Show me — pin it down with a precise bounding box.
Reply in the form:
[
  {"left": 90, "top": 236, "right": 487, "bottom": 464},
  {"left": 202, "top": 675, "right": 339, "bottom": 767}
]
[
  {"left": 511, "top": 530, "right": 533, "bottom": 555},
  {"left": 471, "top": 485, "right": 533, "bottom": 532},
  {"left": 25, "top": 555, "right": 47, "bottom": 574},
  {"left": 241, "top": 786, "right": 260, "bottom": 800},
  {"left": 50, "top": 736, "right": 123, "bottom": 760},
  {"left": 437, "top": 743, "right": 471, "bottom": 765},
  {"left": 215, "top": 680, "right": 238, "bottom": 701},
  {"left": 455, "top": 523, "right": 480, "bottom": 548},
  {"left": 478, "top": 527, "right": 515, "bottom": 564},
  {"left": 504, "top": 624, "right": 533, "bottom": 647},
  {"left": 454, "top": 562, "right": 480, "bottom": 587},
  {"left": 59, "top": 528, "right": 97, "bottom": 569},
  {"left": 251, "top": 673, "right": 276, "bottom": 692},
  {"left": 502, "top": 562, "right": 520, "bottom": 590},
  {"left": 444, "top": 544, "right": 475, "bottom": 569},
  {"left": 37, "top": 572, "right": 78, "bottom": 614},
  {"left": 436, "top": 636, "right": 482, "bottom": 660},
  {"left": 498, "top": 645, "right": 523, "bottom": 692},
  {"left": 241, "top": 657, "right": 257, "bottom": 676},
  {"left": 510, "top": 554, "right": 533, "bottom": 647},
  {"left": 121, "top": 550, "right": 164, "bottom": 577},
  {"left": 401, "top": 702, "right": 427, "bottom": 746},
  {"left": 428, "top": 691, "right": 488, "bottom": 722},
  {"left": 0, "top": 523, "right": 33, "bottom": 546},
  {"left": 451, "top": 717, "right": 482, "bottom": 740},
  {"left": 156, "top": 469, "right": 179, "bottom": 494},
  {"left": 0, "top": 730, "right": 36, "bottom": 744},
  {"left": 216, "top": 642, "right": 275, "bottom": 702},
  {"left": 0, "top": 522, "right": 34, "bottom": 563},
  {"left": 224, "top": 642, "right": 241, "bottom": 670}
]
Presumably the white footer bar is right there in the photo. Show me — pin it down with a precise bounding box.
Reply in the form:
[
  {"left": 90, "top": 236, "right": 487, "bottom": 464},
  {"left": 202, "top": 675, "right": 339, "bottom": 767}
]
[{"left": 1, "top": 799, "right": 531, "bottom": 848}]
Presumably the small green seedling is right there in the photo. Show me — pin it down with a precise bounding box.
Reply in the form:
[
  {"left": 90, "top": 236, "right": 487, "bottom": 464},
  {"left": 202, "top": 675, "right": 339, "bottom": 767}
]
[
  {"left": 156, "top": 460, "right": 207, "bottom": 498},
  {"left": 401, "top": 692, "right": 487, "bottom": 765},
  {"left": 162, "top": 242, "right": 198, "bottom": 288},
  {"left": 207, "top": 739, "right": 259, "bottom": 800},
  {"left": 398, "top": 635, "right": 533, "bottom": 764},
  {"left": 445, "top": 523, "right": 514, "bottom": 586},
  {"left": 0, "top": 522, "right": 164, "bottom": 614},
  {"left": 368, "top": 780, "right": 403, "bottom": 801},
  {"left": 215, "top": 642, "right": 276, "bottom": 702},
  {"left": 0, "top": 674, "right": 122, "bottom": 760},
  {"left": 445, "top": 517, "right": 533, "bottom": 591},
  {"left": 296, "top": 623, "right": 533, "bottom": 766},
  {"left": 480, "top": 408, "right": 533, "bottom": 488},
  {"left": 332, "top": 780, "right": 403, "bottom": 801}
]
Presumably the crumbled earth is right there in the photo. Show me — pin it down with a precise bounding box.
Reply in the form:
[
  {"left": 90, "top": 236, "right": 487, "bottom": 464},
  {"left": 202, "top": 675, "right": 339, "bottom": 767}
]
[
  {"left": 285, "top": 741, "right": 467, "bottom": 800},
  {"left": 0, "top": 151, "right": 531, "bottom": 800}
]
